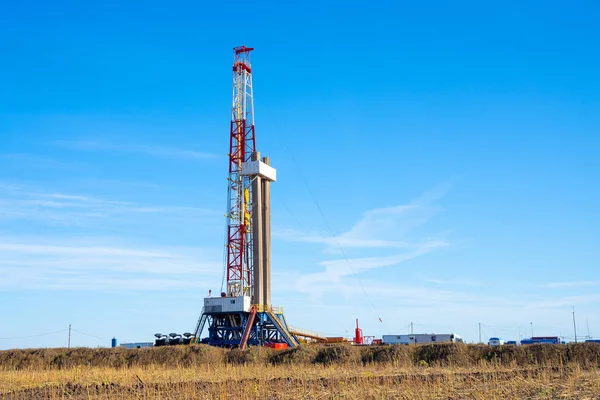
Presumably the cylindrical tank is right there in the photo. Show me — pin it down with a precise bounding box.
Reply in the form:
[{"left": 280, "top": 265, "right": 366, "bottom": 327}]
[
  {"left": 355, "top": 319, "right": 363, "bottom": 345},
  {"left": 111, "top": 337, "right": 118, "bottom": 348}
]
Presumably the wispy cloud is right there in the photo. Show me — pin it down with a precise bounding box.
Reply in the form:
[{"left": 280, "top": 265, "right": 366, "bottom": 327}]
[
  {"left": 275, "top": 228, "right": 447, "bottom": 249},
  {"left": 277, "top": 184, "right": 451, "bottom": 300},
  {"left": 0, "top": 182, "right": 219, "bottom": 226},
  {"left": 292, "top": 247, "right": 445, "bottom": 300},
  {"left": 51, "top": 140, "right": 218, "bottom": 160},
  {"left": 317, "top": 246, "right": 446, "bottom": 278},
  {"left": 527, "top": 294, "right": 600, "bottom": 308},
  {"left": 276, "top": 275, "right": 519, "bottom": 310},
  {"left": 423, "top": 277, "right": 486, "bottom": 287},
  {"left": 275, "top": 182, "right": 450, "bottom": 251},
  {"left": 540, "top": 281, "right": 600, "bottom": 289},
  {"left": 0, "top": 238, "right": 221, "bottom": 291},
  {"left": 0, "top": 153, "right": 79, "bottom": 168}
]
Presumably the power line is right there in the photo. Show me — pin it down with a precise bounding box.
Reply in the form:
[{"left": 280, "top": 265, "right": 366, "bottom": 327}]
[
  {"left": 271, "top": 192, "right": 306, "bottom": 231},
  {"left": 280, "top": 141, "right": 390, "bottom": 334},
  {"left": 414, "top": 323, "right": 454, "bottom": 327},
  {"left": 70, "top": 329, "right": 110, "bottom": 342},
  {"left": 220, "top": 185, "right": 230, "bottom": 294},
  {"left": 480, "top": 324, "right": 519, "bottom": 332},
  {"left": 1, "top": 327, "right": 111, "bottom": 343},
  {"left": 0, "top": 329, "right": 68, "bottom": 340}
]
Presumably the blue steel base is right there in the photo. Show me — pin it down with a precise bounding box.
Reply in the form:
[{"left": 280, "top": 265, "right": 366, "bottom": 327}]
[{"left": 195, "top": 310, "right": 299, "bottom": 348}]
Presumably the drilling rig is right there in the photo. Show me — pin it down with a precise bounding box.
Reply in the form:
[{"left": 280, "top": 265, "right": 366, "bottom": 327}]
[{"left": 192, "top": 46, "right": 299, "bottom": 349}]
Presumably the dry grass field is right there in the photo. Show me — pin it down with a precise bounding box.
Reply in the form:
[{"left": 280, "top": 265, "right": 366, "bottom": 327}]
[{"left": 1, "top": 343, "right": 599, "bottom": 399}]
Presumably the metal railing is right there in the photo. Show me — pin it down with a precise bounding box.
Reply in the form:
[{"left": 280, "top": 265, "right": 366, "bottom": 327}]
[
  {"left": 252, "top": 304, "right": 284, "bottom": 314},
  {"left": 288, "top": 326, "right": 327, "bottom": 341}
]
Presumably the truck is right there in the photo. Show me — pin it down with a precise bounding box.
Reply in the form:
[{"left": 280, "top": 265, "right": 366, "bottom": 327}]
[
  {"left": 488, "top": 337, "right": 505, "bottom": 346},
  {"left": 382, "top": 333, "right": 463, "bottom": 345}
]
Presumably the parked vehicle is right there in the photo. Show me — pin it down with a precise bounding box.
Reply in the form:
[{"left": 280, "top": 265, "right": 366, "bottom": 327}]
[
  {"left": 382, "top": 333, "right": 463, "bottom": 345},
  {"left": 521, "top": 336, "right": 562, "bottom": 345},
  {"left": 505, "top": 340, "right": 518, "bottom": 345},
  {"left": 488, "top": 337, "right": 505, "bottom": 346}
]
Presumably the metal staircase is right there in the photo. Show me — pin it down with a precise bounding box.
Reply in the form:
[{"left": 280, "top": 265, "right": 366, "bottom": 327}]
[
  {"left": 266, "top": 309, "right": 300, "bottom": 347},
  {"left": 192, "top": 308, "right": 207, "bottom": 344}
]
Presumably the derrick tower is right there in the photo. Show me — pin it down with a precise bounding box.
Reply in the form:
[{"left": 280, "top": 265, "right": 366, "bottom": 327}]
[
  {"left": 193, "top": 47, "right": 298, "bottom": 349},
  {"left": 226, "top": 46, "right": 256, "bottom": 299}
]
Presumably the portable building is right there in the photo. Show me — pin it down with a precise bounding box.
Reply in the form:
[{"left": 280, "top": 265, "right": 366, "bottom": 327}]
[{"left": 382, "top": 333, "right": 462, "bottom": 345}]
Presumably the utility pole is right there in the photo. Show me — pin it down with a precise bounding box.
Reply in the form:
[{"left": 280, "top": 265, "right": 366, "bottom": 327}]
[
  {"left": 478, "top": 323, "right": 482, "bottom": 343},
  {"left": 587, "top": 319, "right": 591, "bottom": 340},
  {"left": 572, "top": 306, "right": 578, "bottom": 343},
  {"left": 68, "top": 324, "right": 71, "bottom": 349},
  {"left": 410, "top": 322, "right": 413, "bottom": 335},
  {"left": 530, "top": 322, "right": 533, "bottom": 338}
]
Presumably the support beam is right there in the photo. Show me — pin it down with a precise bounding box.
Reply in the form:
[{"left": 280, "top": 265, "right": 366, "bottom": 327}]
[
  {"left": 251, "top": 152, "right": 264, "bottom": 306},
  {"left": 262, "top": 156, "right": 272, "bottom": 306}
]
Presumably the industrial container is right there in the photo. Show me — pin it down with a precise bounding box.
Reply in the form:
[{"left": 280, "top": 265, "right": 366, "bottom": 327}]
[
  {"left": 120, "top": 342, "right": 154, "bottom": 349},
  {"left": 182, "top": 332, "right": 193, "bottom": 345},
  {"left": 521, "top": 336, "right": 562, "bottom": 344},
  {"left": 203, "top": 295, "right": 251, "bottom": 313},
  {"left": 265, "top": 342, "right": 288, "bottom": 350},
  {"left": 111, "top": 338, "right": 117, "bottom": 348},
  {"left": 168, "top": 333, "right": 183, "bottom": 345},
  {"left": 382, "top": 333, "right": 463, "bottom": 345},
  {"left": 324, "top": 337, "right": 347, "bottom": 343}
]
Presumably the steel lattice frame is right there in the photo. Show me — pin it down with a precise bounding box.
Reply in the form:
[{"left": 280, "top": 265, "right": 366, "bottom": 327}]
[
  {"left": 191, "top": 46, "right": 300, "bottom": 350},
  {"left": 203, "top": 312, "right": 297, "bottom": 347},
  {"left": 226, "top": 46, "right": 256, "bottom": 297}
]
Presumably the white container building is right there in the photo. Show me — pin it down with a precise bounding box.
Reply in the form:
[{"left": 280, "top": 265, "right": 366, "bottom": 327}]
[
  {"left": 382, "top": 333, "right": 463, "bottom": 345},
  {"left": 203, "top": 295, "right": 251, "bottom": 313},
  {"left": 120, "top": 342, "right": 154, "bottom": 349}
]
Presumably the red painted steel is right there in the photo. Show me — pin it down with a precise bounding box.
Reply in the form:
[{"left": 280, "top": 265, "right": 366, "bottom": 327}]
[
  {"left": 354, "top": 318, "right": 363, "bottom": 345},
  {"left": 239, "top": 306, "right": 257, "bottom": 351},
  {"left": 226, "top": 46, "right": 256, "bottom": 296}
]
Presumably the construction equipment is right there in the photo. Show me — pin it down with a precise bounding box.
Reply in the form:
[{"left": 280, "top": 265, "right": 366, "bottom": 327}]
[
  {"left": 354, "top": 319, "right": 363, "bottom": 345},
  {"left": 192, "top": 46, "right": 298, "bottom": 348}
]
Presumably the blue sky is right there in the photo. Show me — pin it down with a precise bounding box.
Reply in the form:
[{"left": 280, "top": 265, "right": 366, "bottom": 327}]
[{"left": 1, "top": 0, "right": 599, "bottom": 348}]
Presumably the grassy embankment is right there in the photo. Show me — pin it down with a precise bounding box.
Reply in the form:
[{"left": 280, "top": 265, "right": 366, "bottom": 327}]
[{"left": 1, "top": 343, "right": 599, "bottom": 399}]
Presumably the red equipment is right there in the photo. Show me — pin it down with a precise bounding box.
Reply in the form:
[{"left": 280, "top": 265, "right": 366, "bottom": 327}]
[{"left": 354, "top": 319, "right": 363, "bottom": 345}]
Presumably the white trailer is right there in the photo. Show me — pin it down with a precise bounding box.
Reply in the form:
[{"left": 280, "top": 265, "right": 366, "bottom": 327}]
[
  {"left": 120, "top": 342, "right": 154, "bottom": 349},
  {"left": 382, "top": 333, "right": 463, "bottom": 345}
]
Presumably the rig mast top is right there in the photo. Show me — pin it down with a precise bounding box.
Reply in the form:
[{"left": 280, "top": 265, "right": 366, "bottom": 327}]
[{"left": 226, "top": 46, "right": 256, "bottom": 297}]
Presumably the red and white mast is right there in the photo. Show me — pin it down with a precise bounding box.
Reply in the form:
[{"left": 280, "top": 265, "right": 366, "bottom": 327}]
[{"left": 225, "top": 46, "right": 256, "bottom": 297}]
